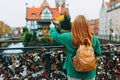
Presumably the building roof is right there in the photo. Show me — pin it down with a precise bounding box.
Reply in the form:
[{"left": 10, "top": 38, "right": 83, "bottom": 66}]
[
  {"left": 105, "top": 2, "right": 110, "bottom": 7},
  {"left": 40, "top": 0, "right": 51, "bottom": 8},
  {"left": 26, "top": 0, "right": 68, "bottom": 20},
  {"left": 110, "top": 0, "right": 120, "bottom": 6}
]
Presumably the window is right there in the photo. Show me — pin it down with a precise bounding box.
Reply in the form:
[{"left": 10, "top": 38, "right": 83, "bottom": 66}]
[
  {"left": 115, "top": 3, "right": 120, "bottom": 8},
  {"left": 32, "top": 13, "right": 36, "bottom": 18},
  {"left": 41, "top": 7, "right": 52, "bottom": 19},
  {"left": 111, "top": 5, "right": 115, "bottom": 9},
  {"left": 31, "top": 21, "right": 34, "bottom": 26}
]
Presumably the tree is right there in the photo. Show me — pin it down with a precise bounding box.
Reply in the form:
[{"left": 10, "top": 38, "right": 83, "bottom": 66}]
[
  {"left": 58, "top": 11, "right": 71, "bottom": 31},
  {"left": 60, "top": 14, "right": 71, "bottom": 30},
  {"left": 21, "top": 27, "right": 32, "bottom": 46},
  {"left": 0, "top": 21, "right": 11, "bottom": 36}
]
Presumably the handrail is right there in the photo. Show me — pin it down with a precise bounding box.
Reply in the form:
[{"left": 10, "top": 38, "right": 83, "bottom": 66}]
[
  {"left": 0, "top": 44, "right": 120, "bottom": 55},
  {"left": 0, "top": 44, "right": 120, "bottom": 50},
  {"left": 0, "top": 40, "right": 22, "bottom": 43},
  {"left": 101, "top": 44, "right": 120, "bottom": 46},
  {"left": 0, "top": 44, "right": 120, "bottom": 52},
  {"left": 0, "top": 45, "right": 65, "bottom": 50},
  {"left": 98, "top": 35, "right": 120, "bottom": 42}
]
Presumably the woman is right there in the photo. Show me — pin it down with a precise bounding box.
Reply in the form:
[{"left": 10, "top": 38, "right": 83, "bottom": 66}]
[{"left": 49, "top": 15, "right": 102, "bottom": 80}]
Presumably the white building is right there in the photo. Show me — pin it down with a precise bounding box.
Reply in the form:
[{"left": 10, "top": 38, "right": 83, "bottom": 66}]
[
  {"left": 99, "top": 0, "right": 120, "bottom": 35},
  {"left": 107, "top": 2, "right": 120, "bottom": 35},
  {"left": 26, "top": 0, "right": 68, "bottom": 32},
  {"left": 99, "top": 0, "right": 110, "bottom": 35}
]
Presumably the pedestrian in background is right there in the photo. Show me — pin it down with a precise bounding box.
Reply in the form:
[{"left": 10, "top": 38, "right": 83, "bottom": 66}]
[{"left": 49, "top": 15, "right": 102, "bottom": 80}]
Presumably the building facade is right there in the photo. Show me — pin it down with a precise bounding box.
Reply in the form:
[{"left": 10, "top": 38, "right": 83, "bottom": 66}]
[
  {"left": 99, "top": 0, "right": 110, "bottom": 35},
  {"left": 99, "top": 0, "right": 120, "bottom": 35},
  {"left": 107, "top": 0, "right": 120, "bottom": 35},
  {"left": 89, "top": 19, "right": 99, "bottom": 35},
  {"left": 26, "top": 0, "right": 68, "bottom": 32}
]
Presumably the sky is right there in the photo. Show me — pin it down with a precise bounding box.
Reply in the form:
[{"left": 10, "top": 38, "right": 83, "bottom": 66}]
[{"left": 0, "top": 0, "right": 110, "bottom": 27}]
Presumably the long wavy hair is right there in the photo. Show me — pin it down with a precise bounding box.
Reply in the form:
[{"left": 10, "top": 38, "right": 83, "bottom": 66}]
[{"left": 71, "top": 15, "right": 94, "bottom": 48}]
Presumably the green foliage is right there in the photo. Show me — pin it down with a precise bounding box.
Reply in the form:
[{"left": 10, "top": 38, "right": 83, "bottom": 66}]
[
  {"left": 22, "top": 32, "right": 32, "bottom": 46},
  {"left": 21, "top": 27, "right": 32, "bottom": 46},
  {"left": 32, "top": 31, "right": 37, "bottom": 39},
  {"left": 29, "top": 31, "right": 39, "bottom": 46},
  {"left": 60, "top": 15, "right": 71, "bottom": 30},
  {"left": 23, "top": 27, "right": 28, "bottom": 32},
  {"left": 21, "top": 27, "right": 61, "bottom": 46},
  {"left": 39, "top": 36, "right": 60, "bottom": 46}
]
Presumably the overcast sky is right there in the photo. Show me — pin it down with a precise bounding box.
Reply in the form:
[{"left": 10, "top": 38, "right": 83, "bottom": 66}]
[{"left": 0, "top": 0, "right": 110, "bottom": 27}]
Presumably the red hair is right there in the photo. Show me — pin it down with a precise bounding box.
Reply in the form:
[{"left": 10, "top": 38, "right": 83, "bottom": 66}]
[{"left": 71, "top": 15, "right": 94, "bottom": 48}]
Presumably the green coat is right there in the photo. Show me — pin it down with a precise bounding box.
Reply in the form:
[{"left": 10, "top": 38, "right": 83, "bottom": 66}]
[{"left": 50, "top": 27, "right": 102, "bottom": 78}]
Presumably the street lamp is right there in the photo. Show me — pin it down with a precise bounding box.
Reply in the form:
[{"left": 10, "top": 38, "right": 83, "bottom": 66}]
[{"left": 109, "top": 19, "right": 113, "bottom": 41}]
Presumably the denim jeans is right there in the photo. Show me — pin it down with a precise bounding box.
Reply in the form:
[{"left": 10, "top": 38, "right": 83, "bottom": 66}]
[{"left": 67, "top": 75, "right": 95, "bottom": 80}]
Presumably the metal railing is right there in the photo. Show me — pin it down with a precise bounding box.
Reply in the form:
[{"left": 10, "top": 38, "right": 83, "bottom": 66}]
[
  {"left": 0, "top": 46, "right": 64, "bottom": 50},
  {"left": 0, "top": 40, "right": 22, "bottom": 43},
  {"left": 98, "top": 35, "right": 120, "bottom": 42},
  {"left": 0, "top": 44, "right": 120, "bottom": 54}
]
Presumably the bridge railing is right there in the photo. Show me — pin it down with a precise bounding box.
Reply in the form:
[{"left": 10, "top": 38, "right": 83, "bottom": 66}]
[{"left": 98, "top": 35, "right": 120, "bottom": 42}]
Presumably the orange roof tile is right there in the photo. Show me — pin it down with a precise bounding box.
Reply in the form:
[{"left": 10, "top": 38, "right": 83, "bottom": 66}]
[
  {"left": 51, "top": 8, "right": 60, "bottom": 19},
  {"left": 105, "top": 2, "right": 110, "bottom": 7},
  {"left": 27, "top": 7, "right": 68, "bottom": 20},
  {"left": 27, "top": 7, "right": 43, "bottom": 20}
]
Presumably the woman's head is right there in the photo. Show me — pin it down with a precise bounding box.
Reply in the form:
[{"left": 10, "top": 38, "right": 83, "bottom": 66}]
[{"left": 71, "top": 15, "right": 94, "bottom": 48}]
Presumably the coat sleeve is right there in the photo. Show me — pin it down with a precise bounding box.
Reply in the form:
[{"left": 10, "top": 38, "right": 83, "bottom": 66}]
[
  {"left": 50, "top": 27, "right": 68, "bottom": 46},
  {"left": 93, "top": 36, "right": 102, "bottom": 56}
]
